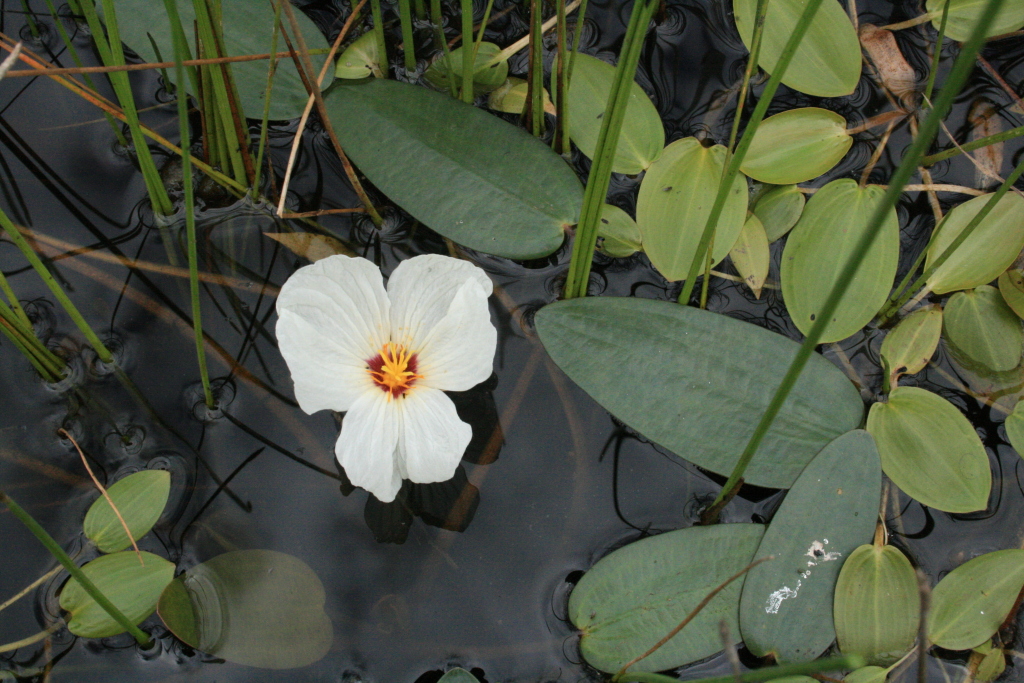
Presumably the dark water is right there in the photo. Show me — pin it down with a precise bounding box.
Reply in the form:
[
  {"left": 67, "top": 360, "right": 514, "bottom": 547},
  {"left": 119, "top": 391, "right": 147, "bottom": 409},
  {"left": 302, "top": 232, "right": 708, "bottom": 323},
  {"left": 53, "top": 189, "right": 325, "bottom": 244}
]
[{"left": 1, "top": 0, "right": 1023, "bottom": 681}]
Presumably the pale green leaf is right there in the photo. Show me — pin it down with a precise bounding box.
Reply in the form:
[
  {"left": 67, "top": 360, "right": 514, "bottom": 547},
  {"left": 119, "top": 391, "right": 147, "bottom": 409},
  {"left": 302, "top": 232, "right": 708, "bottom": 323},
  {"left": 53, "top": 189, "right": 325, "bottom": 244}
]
[
  {"left": 83, "top": 470, "right": 170, "bottom": 553},
  {"left": 741, "top": 108, "right": 852, "bottom": 184},
  {"left": 1003, "top": 399, "right": 1024, "bottom": 456},
  {"left": 535, "top": 297, "right": 864, "bottom": 488},
  {"left": 569, "top": 524, "right": 765, "bottom": 672},
  {"left": 730, "top": 213, "right": 770, "bottom": 297},
  {"left": 438, "top": 669, "right": 480, "bottom": 683},
  {"left": 753, "top": 184, "right": 806, "bottom": 242},
  {"left": 844, "top": 666, "right": 890, "bottom": 683},
  {"left": 487, "top": 78, "right": 552, "bottom": 115},
  {"left": 974, "top": 644, "right": 1007, "bottom": 683},
  {"left": 597, "top": 204, "right": 642, "bottom": 258},
  {"left": 880, "top": 306, "right": 943, "bottom": 385},
  {"left": 781, "top": 180, "right": 899, "bottom": 343},
  {"left": 925, "top": 0, "right": 1024, "bottom": 41},
  {"left": 998, "top": 269, "right": 1024, "bottom": 319},
  {"left": 425, "top": 43, "right": 509, "bottom": 94},
  {"left": 335, "top": 32, "right": 381, "bottom": 79},
  {"left": 740, "top": 430, "right": 881, "bottom": 663},
  {"left": 636, "top": 138, "right": 748, "bottom": 281},
  {"left": 866, "top": 386, "right": 991, "bottom": 513},
  {"left": 928, "top": 549, "right": 1024, "bottom": 650},
  {"left": 944, "top": 286, "right": 1023, "bottom": 372}
]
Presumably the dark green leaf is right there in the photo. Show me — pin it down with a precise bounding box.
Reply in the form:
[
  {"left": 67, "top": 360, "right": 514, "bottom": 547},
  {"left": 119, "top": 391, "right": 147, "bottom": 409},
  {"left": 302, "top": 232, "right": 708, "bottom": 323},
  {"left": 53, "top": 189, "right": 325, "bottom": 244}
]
[
  {"left": 535, "top": 297, "right": 864, "bottom": 488},
  {"left": 325, "top": 79, "right": 582, "bottom": 259},
  {"left": 943, "top": 285, "right": 1023, "bottom": 372},
  {"left": 83, "top": 470, "right": 170, "bottom": 553},
  {"left": 741, "top": 108, "right": 852, "bottom": 184}
]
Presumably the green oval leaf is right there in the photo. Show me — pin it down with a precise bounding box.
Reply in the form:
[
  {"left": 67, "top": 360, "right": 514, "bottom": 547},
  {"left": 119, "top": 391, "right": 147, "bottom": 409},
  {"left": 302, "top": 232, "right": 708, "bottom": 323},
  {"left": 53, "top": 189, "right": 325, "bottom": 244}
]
[
  {"left": 944, "top": 286, "right": 1023, "bottom": 372},
  {"left": 158, "top": 550, "right": 332, "bottom": 669},
  {"left": 866, "top": 386, "right": 991, "bottom": 513},
  {"left": 998, "top": 269, "right": 1024, "bottom": 319},
  {"left": 109, "top": 0, "right": 329, "bottom": 120},
  {"left": 925, "top": 0, "right": 1024, "bottom": 42},
  {"left": 335, "top": 32, "right": 381, "bottom": 79},
  {"left": 733, "top": 0, "right": 861, "bottom": 97},
  {"left": 925, "top": 192, "right": 1024, "bottom": 295},
  {"left": 834, "top": 544, "right": 920, "bottom": 665},
  {"left": 928, "top": 549, "right": 1024, "bottom": 650},
  {"left": 535, "top": 297, "right": 864, "bottom": 488},
  {"left": 487, "top": 77, "right": 552, "bottom": 115},
  {"left": 1005, "top": 399, "right": 1024, "bottom": 456},
  {"left": 597, "top": 204, "right": 642, "bottom": 257},
  {"left": 844, "top": 666, "right": 890, "bottom": 683},
  {"left": 781, "top": 180, "right": 899, "bottom": 343},
  {"left": 425, "top": 43, "right": 509, "bottom": 94},
  {"left": 880, "top": 306, "right": 943, "bottom": 385},
  {"left": 60, "top": 551, "right": 175, "bottom": 638},
  {"left": 569, "top": 524, "right": 765, "bottom": 673},
  {"left": 753, "top": 184, "right": 805, "bottom": 242},
  {"left": 325, "top": 79, "right": 582, "bottom": 259},
  {"left": 636, "top": 138, "right": 748, "bottom": 281},
  {"left": 567, "top": 53, "right": 664, "bottom": 175},
  {"left": 83, "top": 470, "right": 170, "bottom": 553},
  {"left": 730, "top": 213, "right": 770, "bottom": 298},
  {"left": 741, "top": 108, "right": 852, "bottom": 184},
  {"left": 438, "top": 669, "right": 480, "bottom": 683},
  {"left": 740, "top": 430, "right": 881, "bottom": 663}
]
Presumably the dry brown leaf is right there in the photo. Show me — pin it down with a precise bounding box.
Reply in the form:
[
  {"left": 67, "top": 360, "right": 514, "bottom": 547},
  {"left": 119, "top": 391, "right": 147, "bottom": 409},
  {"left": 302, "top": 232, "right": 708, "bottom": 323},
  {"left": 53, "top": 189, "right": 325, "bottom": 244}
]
[
  {"left": 859, "top": 24, "right": 916, "bottom": 104},
  {"left": 969, "top": 100, "right": 1004, "bottom": 189},
  {"left": 263, "top": 232, "right": 355, "bottom": 262}
]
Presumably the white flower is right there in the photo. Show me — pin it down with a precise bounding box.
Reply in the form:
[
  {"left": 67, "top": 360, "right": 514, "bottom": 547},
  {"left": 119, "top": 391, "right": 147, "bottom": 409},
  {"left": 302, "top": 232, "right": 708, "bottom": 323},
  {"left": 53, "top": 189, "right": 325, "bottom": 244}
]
[{"left": 275, "top": 253, "right": 496, "bottom": 503}]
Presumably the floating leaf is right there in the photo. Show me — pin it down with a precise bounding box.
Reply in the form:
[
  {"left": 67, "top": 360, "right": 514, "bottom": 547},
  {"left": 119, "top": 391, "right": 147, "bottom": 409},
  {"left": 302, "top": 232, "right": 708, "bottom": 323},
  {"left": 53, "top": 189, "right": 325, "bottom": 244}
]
[
  {"left": 335, "top": 32, "right": 381, "bottom": 79},
  {"left": 925, "top": 192, "right": 1024, "bottom": 295},
  {"left": 740, "top": 430, "right": 881, "bottom": 663},
  {"left": 741, "top": 108, "right": 852, "bottom": 184},
  {"left": 880, "top": 306, "right": 943, "bottom": 385},
  {"left": 83, "top": 470, "right": 170, "bottom": 554},
  {"left": 844, "top": 666, "right": 890, "bottom": 683},
  {"left": 733, "top": 0, "right": 860, "bottom": 97},
  {"left": 730, "top": 213, "right": 770, "bottom": 297},
  {"left": 998, "top": 269, "right": 1024, "bottom": 320},
  {"left": 925, "top": 0, "right": 1024, "bottom": 42},
  {"left": 781, "top": 179, "right": 899, "bottom": 343},
  {"left": 569, "top": 524, "right": 765, "bottom": 672},
  {"left": 1005, "top": 399, "right": 1024, "bottom": 455},
  {"left": 944, "top": 286, "right": 1023, "bottom": 372},
  {"left": 834, "top": 544, "right": 920, "bottom": 665},
  {"left": 565, "top": 53, "right": 664, "bottom": 175},
  {"left": 487, "top": 77, "right": 553, "bottom": 115},
  {"left": 972, "top": 642, "right": 1008, "bottom": 683},
  {"left": 859, "top": 24, "right": 916, "bottom": 101},
  {"left": 636, "top": 138, "right": 748, "bottom": 281},
  {"left": 325, "top": 79, "right": 582, "bottom": 259},
  {"left": 866, "top": 386, "right": 990, "bottom": 513},
  {"left": 753, "top": 184, "right": 805, "bottom": 242},
  {"left": 158, "top": 550, "right": 332, "bottom": 669},
  {"left": 425, "top": 43, "right": 509, "bottom": 94},
  {"left": 597, "top": 204, "right": 642, "bottom": 258},
  {"left": 263, "top": 232, "right": 355, "bottom": 261},
  {"left": 928, "top": 549, "right": 1024, "bottom": 650},
  {"left": 108, "top": 0, "right": 329, "bottom": 120},
  {"left": 61, "top": 551, "right": 175, "bottom": 638},
  {"left": 535, "top": 297, "right": 864, "bottom": 488},
  {"left": 437, "top": 669, "right": 480, "bottom": 683}
]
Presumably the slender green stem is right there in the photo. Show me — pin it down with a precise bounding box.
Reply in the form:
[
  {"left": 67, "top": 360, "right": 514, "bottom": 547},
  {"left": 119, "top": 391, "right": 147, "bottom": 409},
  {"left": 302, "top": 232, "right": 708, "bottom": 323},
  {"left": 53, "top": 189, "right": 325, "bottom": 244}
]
[
  {"left": 0, "top": 267, "right": 31, "bottom": 329},
  {"left": 0, "top": 491, "right": 151, "bottom": 646},
  {"left": 619, "top": 656, "right": 865, "bottom": 683},
  {"left": 0, "top": 211, "right": 113, "bottom": 363},
  {"left": 554, "top": 0, "right": 569, "bottom": 154},
  {"left": 474, "top": 0, "right": 496, "bottom": 46},
  {"left": 413, "top": 0, "right": 426, "bottom": 19},
  {"left": 526, "top": 0, "right": 544, "bottom": 132},
  {"left": 0, "top": 624, "right": 63, "bottom": 654},
  {"left": 370, "top": 0, "right": 388, "bottom": 78},
  {"left": 566, "top": 0, "right": 589, "bottom": 86},
  {"left": 563, "top": 0, "right": 655, "bottom": 298},
  {"left": 0, "top": 313, "right": 61, "bottom": 381},
  {"left": 460, "top": 0, "right": 474, "bottom": 102},
  {"left": 21, "top": 0, "right": 40, "bottom": 39},
  {"left": 679, "top": 0, "right": 826, "bottom": 305},
  {"left": 252, "top": 0, "right": 284, "bottom": 197},
  {"left": 399, "top": 0, "right": 417, "bottom": 71},
  {"left": 923, "top": 0, "right": 950, "bottom": 103},
  {"left": 431, "top": 0, "right": 458, "bottom": 98},
  {"left": 920, "top": 124, "right": 1024, "bottom": 165},
  {"left": 706, "top": 0, "right": 1008, "bottom": 515}
]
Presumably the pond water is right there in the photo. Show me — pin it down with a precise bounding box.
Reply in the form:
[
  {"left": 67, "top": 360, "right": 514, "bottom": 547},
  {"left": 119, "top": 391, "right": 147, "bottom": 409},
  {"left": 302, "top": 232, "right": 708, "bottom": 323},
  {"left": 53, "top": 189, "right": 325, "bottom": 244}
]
[{"left": 1, "top": 0, "right": 1023, "bottom": 681}]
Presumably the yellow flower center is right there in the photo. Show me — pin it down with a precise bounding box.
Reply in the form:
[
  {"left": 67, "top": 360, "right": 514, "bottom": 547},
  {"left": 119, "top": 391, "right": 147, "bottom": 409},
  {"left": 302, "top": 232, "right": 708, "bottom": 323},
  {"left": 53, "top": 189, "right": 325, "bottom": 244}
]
[{"left": 367, "top": 342, "right": 423, "bottom": 399}]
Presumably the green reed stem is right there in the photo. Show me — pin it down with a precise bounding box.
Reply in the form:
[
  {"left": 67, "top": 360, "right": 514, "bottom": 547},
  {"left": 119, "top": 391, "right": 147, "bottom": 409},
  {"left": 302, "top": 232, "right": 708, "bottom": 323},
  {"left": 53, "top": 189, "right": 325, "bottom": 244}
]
[
  {"left": 920, "top": 124, "right": 1024, "bottom": 165},
  {"left": 475, "top": 0, "right": 496, "bottom": 46},
  {"left": 619, "top": 656, "right": 865, "bottom": 683},
  {"left": 706, "top": 0, "right": 1008, "bottom": 517},
  {"left": 413, "top": 0, "right": 426, "bottom": 19},
  {"left": 431, "top": 0, "right": 458, "bottom": 97},
  {"left": 252, "top": 0, "right": 283, "bottom": 197},
  {"left": 563, "top": 0, "right": 655, "bottom": 299},
  {"left": 0, "top": 210, "right": 113, "bottom": 363},
  {"left": 370, "top": 0, "right": 388, "bottom": 77},
  {"left": 526, "top": 0, "right": 544, "bottom": 133},
  {"left": 879, "top": 154, "right": 1024, "bottom": 324},
  {"left": 164, "top": 0, "right": 214, "bottom": 408},
  {"left": 923, "top": 0, "right": 950, "bottom": 104},
  {"left": 0, "top": 491, "right": 152, "bottom": 646},
  {"left": 0, "top": 307, "right": 63, "bottom": 381},
  {"left": 0, "top": 268, "right": 31, "bottom": 329},
  {"left": 460, "top": 0, "right": 474, "bottom": 102},
  {"left": 678, "top": 0, "right": 823, "bottom": 305},
  {"left": 554, "top": 0, "right": 570, "bottom": 154},
  {"left": 566, "top": 0, "right": 589, "bottom": 86},
  {"left": 0, "top": 323, "right": 51, "bottom": 379},
  {"left": 399, "top": 0, "right": 416, "bottom": 71},
  {"left": 21, "top": 0, "right": 40, "bottom": 39}
]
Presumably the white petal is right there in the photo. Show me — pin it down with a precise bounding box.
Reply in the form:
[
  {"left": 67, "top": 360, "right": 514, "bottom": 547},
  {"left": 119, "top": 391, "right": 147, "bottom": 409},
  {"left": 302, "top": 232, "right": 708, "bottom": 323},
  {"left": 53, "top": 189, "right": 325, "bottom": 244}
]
[
  {"left": 276, "top": 255, "right": 390, "bottom": 413},
  {"left": 416, "top": 280, "right": 497, "bottom": 391},
  {"left": 387, "top": 254, "right": 493, "bottom": 351},
  {"left": 335, "top": 389, "right": 404, "bottom": 503},
  {"left": 396, "top": 387, "right": 472, "bottom": 485}
]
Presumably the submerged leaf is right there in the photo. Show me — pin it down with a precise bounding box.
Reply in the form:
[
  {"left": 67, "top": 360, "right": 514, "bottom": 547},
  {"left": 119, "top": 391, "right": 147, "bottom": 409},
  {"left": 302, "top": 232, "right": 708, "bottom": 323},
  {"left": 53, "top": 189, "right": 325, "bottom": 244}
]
[
  {"left": 1005, "top": 400, "right": 1024, "bottom": 456},
  {"left": 335, "top": 32, "right": 381, "bottom": 79},
  {"left": 943, "top": 286, "right": 1023, "bottom": 372},
  {"left": 535, "top": 297, "right": 864, "bottom": 488},
  {"left": 730, "top": 213, "right": 770, "bottom": 297},
  {"left": 753, "top": 184, "right": 805, "bottom": 242},
  {"left": 325, "top": 79, "right": 582, "bottom": 259},
  {"left": 438, "top": 669, "right": 480, "bottom": 683},
  {"left": 61, "top": 552, "right": 175, "bottom": 638},
  {"left": 928, "top": 549, "right": 1024, "bottom": 650},
  {"left": 925, "top": 0, "right": 1024, "bottom": 42},
  {"left": 425, "top": 43, "right": 509, "bottom": 94},
  {"left": 834, "top": 544, "right": 920, "bottom": 665},
  {"left": 740, "top": 430, "right": 881, "bottom": 663},
  {"left": 859, "top": 24, "right": 916, "bottom": 101},
  {"left": 969, "top": 101, "right": 1004, "bottom": 189},
  {"left": 596, "top": 204, "right": 642, "bottom": 258},
  {"left": 636, "top": 138, "right": 748, "bottom": 281},
  {"left": 866, "top": 386, "right": 990, "bottom": 513},
  {"left": 844, "top": 666, "right": 891, "bottom": 683},
  {"left": 880, "top": 306, "right": 943, "bottom": 385},
  {"left": 733, "top": 0, "right": 861, "bottom": 97},
  {"left": 487, "top": 78, "right": 554, "bottom": 115},
  {"left": 569, "top": 524, "right": 765, "bottom": 672},
  {"left": 83, "top": 470, "right": 170, "bottom": 553},
  {"left": 781, "top": 179, "right": 899, "bottom": 343},
  {"left": 263, "top": 232, "right": 355, "bottom": 261},
  {"left": 925, "top": 192, "right": 1024, "bottom": 295},
  {"left": 741, "top": 108, "right": 852, "bottom": 184},
  {"left": 566, "top": 53, "right": 664, "bottom": 175},
  {"left": 998, "top": 269, "right": 1024, "bottom": 319}
]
